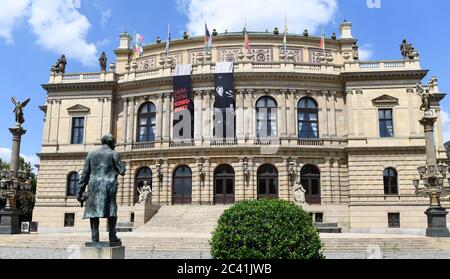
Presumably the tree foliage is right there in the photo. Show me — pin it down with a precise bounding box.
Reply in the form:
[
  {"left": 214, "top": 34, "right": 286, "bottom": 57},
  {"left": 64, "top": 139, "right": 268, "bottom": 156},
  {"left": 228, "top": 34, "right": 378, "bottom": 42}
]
[{"left": 0, "top": 157, "right": 37, "bottom": 222}]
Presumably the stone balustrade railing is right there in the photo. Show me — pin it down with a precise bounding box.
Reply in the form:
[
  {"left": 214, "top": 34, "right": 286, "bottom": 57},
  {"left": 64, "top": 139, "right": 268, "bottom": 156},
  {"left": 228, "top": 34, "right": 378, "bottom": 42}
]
[
  {"left": 130, "top": 137, "right": 347, "bottom": 150},
  {"left": 46, "top": 59, "right": 421, "bottom": 85},
  {"left": 343, "top": 60, "right": 421, "bottom": 72}
]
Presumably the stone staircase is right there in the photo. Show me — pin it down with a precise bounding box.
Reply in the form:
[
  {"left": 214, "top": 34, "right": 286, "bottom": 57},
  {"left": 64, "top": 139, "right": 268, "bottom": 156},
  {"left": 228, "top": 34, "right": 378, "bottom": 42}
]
[{"left": 136, "top": 205, "right": 230, "bottom": 234}]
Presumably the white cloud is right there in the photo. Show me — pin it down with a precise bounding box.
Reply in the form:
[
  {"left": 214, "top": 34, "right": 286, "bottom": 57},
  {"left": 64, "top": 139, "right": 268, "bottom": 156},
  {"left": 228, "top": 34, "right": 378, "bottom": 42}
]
[
  {"left": 28, "top": 0, "right": 98, "bottom": 67},
  {"left": 359, "top": 44, "right": 374, "bottom": 60},
  {"left": 178, "top": 0, "right": 338, "bottom": 35},
  {"left": 0, "top": 0, "right": 30, "bottom": 44},
  {"left": 0, "top": 147, "right": 40, "bottom": 169},
  {"left": 441, "top": 109, "right": 450, "bottom": 143},
  {"left": 100, "top": 8, "right": 111, "bottom": 27}
]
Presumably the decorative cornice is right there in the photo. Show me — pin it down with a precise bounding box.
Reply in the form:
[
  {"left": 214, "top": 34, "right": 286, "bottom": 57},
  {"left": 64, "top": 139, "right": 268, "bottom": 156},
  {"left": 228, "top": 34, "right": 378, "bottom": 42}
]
[{"left": 340, "top": 69, "right": 428, "bottom": 81}]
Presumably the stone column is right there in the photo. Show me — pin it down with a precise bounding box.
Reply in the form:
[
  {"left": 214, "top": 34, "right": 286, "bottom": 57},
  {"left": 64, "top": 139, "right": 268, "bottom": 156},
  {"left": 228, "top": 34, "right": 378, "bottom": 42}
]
[
  {"left": 407, "top": 89, "right": 417, "bottom": 136},
  {"left": 247, "top": 89, "right": 255, "bottom": 139},
  {"left": 236, "top": 90, "right": 245, "bottom": 141},
  {"left": 346, "top": 91, "right": 355, "bottom": 137},
  {"left": 236, "top": 158, "right": 245, "bottom": 202},
  {"left": 51, "top": 99, "right": 61, "bottom": 144},
  {"left": 321, "top": 91, "right": 329, "bottom": 137},
  {"left": 288, "top": 90, "right": 297, "bottom": 137},
  {"left": 124, "top": 161, "right": 133, "bottom": 206},
  {"left": 126, "top": 98, "right": 135, "bottom": 144},
  {"left": 280, "top": 90, "right": 288, "bottom": 137},
  {"left": 194, "top": 91, "right": 203, "bottom": 142},
  {"left": 322, "top": 158, "right": 332, "bottom": 204},
  {"left": 203, "top": 92, "right": 212, "bottom": 141},
  {"left": 356, "top": 90, "right": 365, "bottom": 137},
  {"left": 44, "top": 100, "right": 53, "bottom": 144},
  {"left": 164, "top": 161, "right": 171, "bottom": 205},
  {"left": 98, "top": 98, "right": 105, "bottom": 141},
  {"left": 162, "top": 93, "right": 171, "bottom": 142},
  {"left": 279, "top": 158, "right": 289, "bottom": 201},
  {"left": 8, "top": 127, "right": 26, "bottom": 176},
  {"left": 192, "top": 159, "right": 201, "bottom": 205},
  {"left": 156, "top": 94, "right": 163, "bottom": 141},
  {"left": 420, "top": 116, "right": 438, "bottom": 165},
  {"left": 204, "top": 158, "right": 211, "bottom": 205},
  {"left": 329, "top": 91, "right": 337, "bottom": 137},
  {"left": 121, "top": 98, "right": 128, "bottom": 144}
]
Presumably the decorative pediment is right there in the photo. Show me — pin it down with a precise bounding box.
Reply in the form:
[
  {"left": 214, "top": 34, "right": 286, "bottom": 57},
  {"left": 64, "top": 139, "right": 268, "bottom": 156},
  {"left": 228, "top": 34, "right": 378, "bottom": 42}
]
[
  {"left": 372, "top": 95, "right": 399, "bottom": 106},
  {"left": 67, "top": 104, "right": 90, "bottom": 114}
]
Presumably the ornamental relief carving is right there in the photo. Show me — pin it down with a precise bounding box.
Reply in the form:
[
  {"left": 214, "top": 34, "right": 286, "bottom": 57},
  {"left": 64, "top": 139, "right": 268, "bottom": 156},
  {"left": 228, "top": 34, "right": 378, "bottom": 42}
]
[
  {"left": 279, "top": 47, "right": 303, "bottom": 63},
  {"left": 219, "top": 47, "right": 273, "bottom": 62},
  {"left": 137, "top": 56, "right": 156, "bottom": 70},
  {"left": 159, "top": 53, "right": 183, "bottom": 67},
  {"left": 309, "top": 48, "right": 333, "bottom": 64},
  {"left": 251, "top": 48, "right": 273, "bottom": 62},
  {"left": 219, "top": 48, "right": 241, "bottom": 62}
]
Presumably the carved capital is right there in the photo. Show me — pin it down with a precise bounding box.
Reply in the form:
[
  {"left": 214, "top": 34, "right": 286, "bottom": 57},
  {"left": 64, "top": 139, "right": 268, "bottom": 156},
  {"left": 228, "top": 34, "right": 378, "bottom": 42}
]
[{"left": 356, "top": 89, "right": 363, "bottom": 95}]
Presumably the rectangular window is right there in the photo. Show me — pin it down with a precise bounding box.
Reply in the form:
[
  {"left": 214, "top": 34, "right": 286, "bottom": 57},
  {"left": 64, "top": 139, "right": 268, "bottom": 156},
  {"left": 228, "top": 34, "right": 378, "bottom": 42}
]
[
  {"left": 379, "top": 109, "right": 394, "bottom": 138},
  {"left": 71, "top": 117, "right": 85, "bottom": 144},
  {"left": 64, "top": 213, "right": 75, "bottom": 227},
  {"left": 388, "top": 213, "right": 400, "bottom": 228},
  {"left": 315, "top": 213, "right": 324, "bottom": 223}
]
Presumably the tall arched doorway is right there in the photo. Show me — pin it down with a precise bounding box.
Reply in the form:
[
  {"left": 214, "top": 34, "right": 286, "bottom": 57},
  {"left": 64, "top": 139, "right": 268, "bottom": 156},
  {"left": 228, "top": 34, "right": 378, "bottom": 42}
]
[
  {"left": 173, "top": 166, "right": 192, "bottom": 205},
  {"left": 257, "top": 164, "right": 279, "bottom": 199},
  {"left": 214, "top": 165, "right": 235, "bottom": 205},
  {"left": 301, "top": 165, "right": 321, "bottom": 204}
]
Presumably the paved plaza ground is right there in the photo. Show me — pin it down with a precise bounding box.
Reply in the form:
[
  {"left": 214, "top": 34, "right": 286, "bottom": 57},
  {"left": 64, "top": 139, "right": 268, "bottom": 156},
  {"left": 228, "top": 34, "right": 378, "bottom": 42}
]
[{"left": 1, "top": 232, "right": 450, "bottom": 259}]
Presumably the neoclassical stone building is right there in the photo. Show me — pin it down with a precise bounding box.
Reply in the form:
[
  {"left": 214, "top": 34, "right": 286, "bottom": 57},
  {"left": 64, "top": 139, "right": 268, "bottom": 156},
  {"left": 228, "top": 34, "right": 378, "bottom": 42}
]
[{"left": 34, "top": 21, "right": 448, "bottom": 234}]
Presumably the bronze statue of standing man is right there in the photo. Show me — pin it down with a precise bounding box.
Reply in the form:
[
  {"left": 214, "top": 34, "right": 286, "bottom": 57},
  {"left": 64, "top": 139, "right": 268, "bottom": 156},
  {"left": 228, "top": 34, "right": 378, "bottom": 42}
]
[
  {"left": 78, "top": 134, "right": 126, "bottom": 243},
  {"left": 99, "top": 52, "right": 107, "bottom": 72}
]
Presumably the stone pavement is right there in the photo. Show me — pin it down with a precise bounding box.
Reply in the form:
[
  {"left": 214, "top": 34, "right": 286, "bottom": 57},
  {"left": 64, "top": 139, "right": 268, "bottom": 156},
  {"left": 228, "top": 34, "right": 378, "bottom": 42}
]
[{"left": 1, "top": 232, "right": 450, "bottom": 259}]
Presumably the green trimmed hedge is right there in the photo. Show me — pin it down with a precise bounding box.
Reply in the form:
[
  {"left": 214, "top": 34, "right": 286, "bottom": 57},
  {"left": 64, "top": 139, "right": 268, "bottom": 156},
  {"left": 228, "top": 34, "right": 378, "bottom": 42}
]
[{"left": 211, "top": 200, "right": 324, "bottom": 259}]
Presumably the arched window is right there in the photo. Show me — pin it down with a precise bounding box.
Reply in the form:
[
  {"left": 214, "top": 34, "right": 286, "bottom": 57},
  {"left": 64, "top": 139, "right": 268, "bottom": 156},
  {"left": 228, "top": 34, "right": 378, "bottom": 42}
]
[
  {"left": 301, "top": 165, "right": 321, "bottom": 204},
  {"left": 137, "top": 102, "right": 157, "bottom": 142},
  {"left": 298, "top": 98, "right": 319, "bottom": 139},
  {"left": 256, "top": 97, "right": 278, "bottom": 138},
  {"left": 384, "top": 168, "right": 398, "bottom": 195},
  {"left": 257, "top": 164, "right": 279, "bottom": 199},
  {"left": 173, "top": 166, "right": 192, "bottom": 205},
  {"left": 214, "top": 165, "right": 235, "bottom": 204},
  {"left": 67, "top": 172, "right": 80, "bottom": 197},
  {"left": 135, "top": 167, "right": 152, "bottom": 204}
]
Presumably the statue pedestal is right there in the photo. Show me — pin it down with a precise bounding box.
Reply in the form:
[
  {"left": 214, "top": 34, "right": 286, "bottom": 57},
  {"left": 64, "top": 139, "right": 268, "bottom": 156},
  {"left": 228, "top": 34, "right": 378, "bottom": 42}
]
[
  {"left": 80, "top": 242, "right": 125, "bottom": 259},
  {"left": 0, "top": 209, "right": 21, "bottom": 234},
  {"left": 426, "top": 207, "right": 450, "bottom": 237}
]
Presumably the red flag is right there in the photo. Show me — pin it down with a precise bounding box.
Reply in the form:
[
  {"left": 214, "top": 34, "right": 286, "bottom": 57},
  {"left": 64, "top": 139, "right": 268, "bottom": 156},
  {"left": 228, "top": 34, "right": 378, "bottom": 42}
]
[{"left": 244, "top": 23, "right": 250, "bottom": 50}]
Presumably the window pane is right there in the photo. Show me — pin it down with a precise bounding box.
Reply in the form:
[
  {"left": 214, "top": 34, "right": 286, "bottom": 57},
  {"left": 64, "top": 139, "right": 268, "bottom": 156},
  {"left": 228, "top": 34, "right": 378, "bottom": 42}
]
[
  {"left": 184, "top": 181, "right": 192, "bottom": 195},
  {"left": 226, "top": 179, "right": 234, "bottom": 194},
  {"left": 258, "top": 179, "right": 266, "bottom": 194},
  {"left": 215, "top": 180, "right": 223, "bottom": 194},
  {"left": 269, "top": 179, "right": 277, "bottom": 195},
  {"left": 311, "top": 179, "right": 320, "bottom": 195}
]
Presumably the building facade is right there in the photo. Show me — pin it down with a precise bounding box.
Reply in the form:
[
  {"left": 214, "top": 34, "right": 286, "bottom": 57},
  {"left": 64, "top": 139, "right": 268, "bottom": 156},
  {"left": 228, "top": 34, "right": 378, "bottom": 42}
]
[{"left": 34, "top": 22, "right": 448, "bottom": 234}]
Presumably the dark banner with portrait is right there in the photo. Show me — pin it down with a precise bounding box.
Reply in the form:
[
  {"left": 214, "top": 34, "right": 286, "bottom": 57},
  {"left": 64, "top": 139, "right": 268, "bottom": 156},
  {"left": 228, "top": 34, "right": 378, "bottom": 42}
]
[
  {"left": 214, "top": 62, "right": 235, "bottom": 109},
  {"left": 173, "top": 64, "right": 193, "bottom": 140},
  {"left": 214, "top": 62, "right": 235, "bottom": 139}
]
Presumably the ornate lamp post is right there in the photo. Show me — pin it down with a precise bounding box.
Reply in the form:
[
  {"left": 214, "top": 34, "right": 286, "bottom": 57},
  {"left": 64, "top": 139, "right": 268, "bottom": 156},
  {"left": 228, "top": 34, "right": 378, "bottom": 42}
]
[
  {"left": 0, "top": 97, "right": 33, "bottom": 234},
  {"left": 413, "top": 80, "right": 450, "bottom": 237}
]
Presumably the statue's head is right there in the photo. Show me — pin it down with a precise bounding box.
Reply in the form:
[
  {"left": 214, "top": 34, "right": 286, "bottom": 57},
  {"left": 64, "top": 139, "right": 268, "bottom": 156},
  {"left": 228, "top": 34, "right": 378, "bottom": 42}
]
[
  {"left": 402, "top": 39, "right": 407, "bottom": 43},
  {"left": 101, "top": 134, "right": 116, "bottom": 150}
]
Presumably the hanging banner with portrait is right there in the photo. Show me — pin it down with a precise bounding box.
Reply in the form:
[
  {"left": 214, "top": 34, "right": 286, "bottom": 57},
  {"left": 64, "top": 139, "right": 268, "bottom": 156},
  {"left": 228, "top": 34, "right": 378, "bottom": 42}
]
[
  {"left": 214, "top": 62, "right": 235, "bottom": 109},
  {"left": 214, "top": 62, "right": 235, "bottom": 139},
  {"left": 173, "top": 64, "right": 193, "bottom": 140}
]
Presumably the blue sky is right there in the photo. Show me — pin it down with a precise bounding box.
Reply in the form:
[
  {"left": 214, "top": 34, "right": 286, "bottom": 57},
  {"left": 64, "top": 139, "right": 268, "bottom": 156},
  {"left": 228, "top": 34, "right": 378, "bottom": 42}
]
[{"left": 0, "top": 0, "right": 449, "bottom": 166}]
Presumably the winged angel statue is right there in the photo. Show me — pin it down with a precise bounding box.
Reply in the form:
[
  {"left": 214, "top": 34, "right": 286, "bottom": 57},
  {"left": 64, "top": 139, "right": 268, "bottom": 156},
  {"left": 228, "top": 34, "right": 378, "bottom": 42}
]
[{"left": 11, "top": 97, "right": 30, "bottom": 125}]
